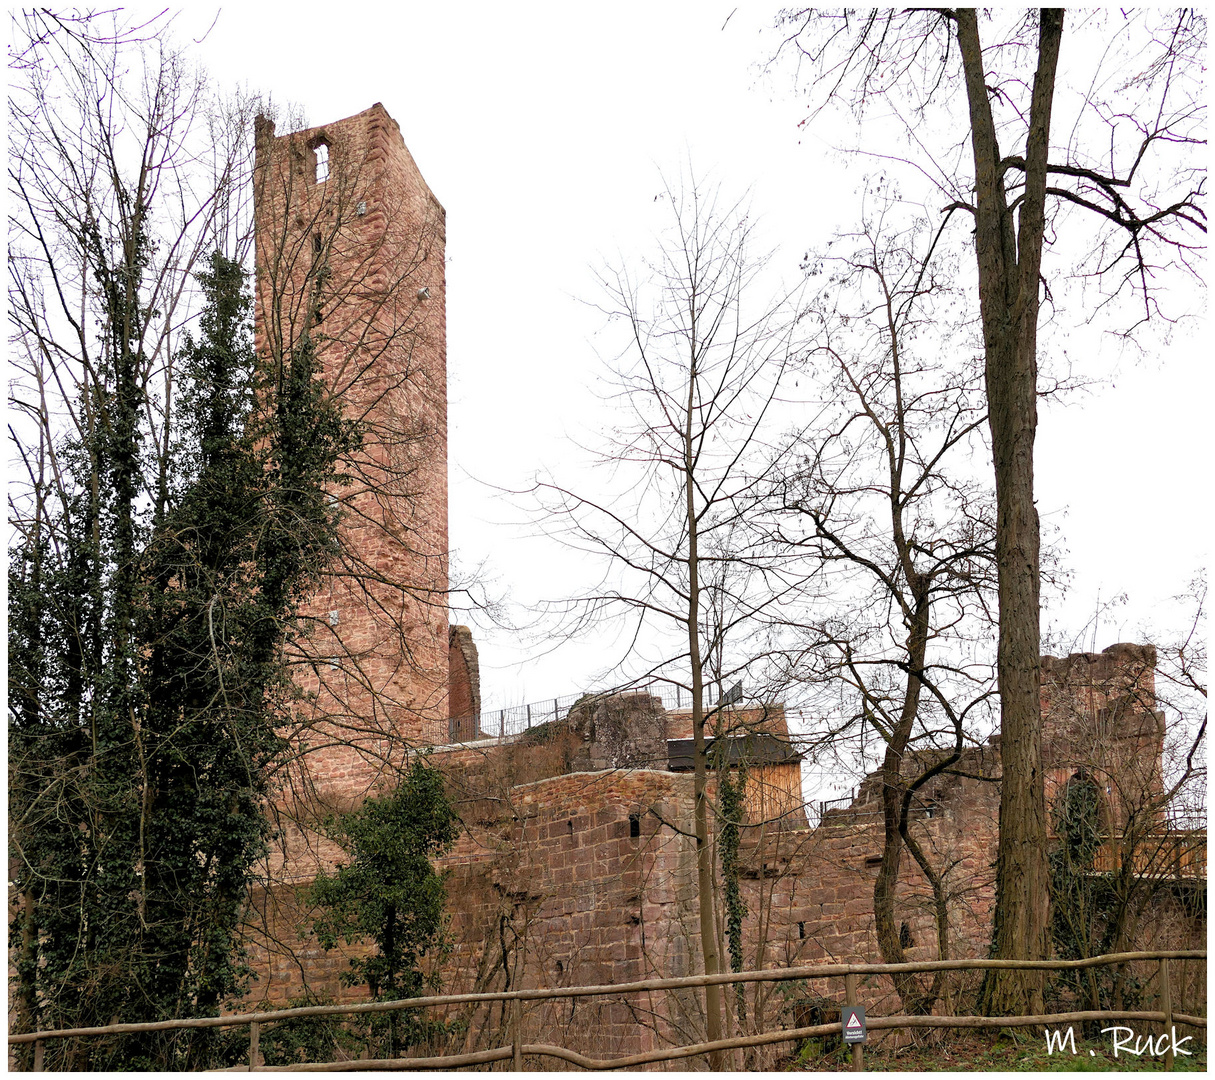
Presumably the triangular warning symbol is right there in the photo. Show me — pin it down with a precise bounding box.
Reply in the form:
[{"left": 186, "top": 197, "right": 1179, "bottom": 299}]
[{"left": 846, "top": 1012, "right": 863, "bottom": 1030}]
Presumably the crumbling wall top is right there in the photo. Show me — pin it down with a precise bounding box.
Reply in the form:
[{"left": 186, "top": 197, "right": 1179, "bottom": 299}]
[{"left": 1041, "top": 641, "right": 1157, "bottom": 680}]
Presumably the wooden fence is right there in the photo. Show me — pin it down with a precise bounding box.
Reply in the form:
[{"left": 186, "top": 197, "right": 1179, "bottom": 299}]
[{"left": 9, "top": 949, "right": 1205, "bottom": 1072}]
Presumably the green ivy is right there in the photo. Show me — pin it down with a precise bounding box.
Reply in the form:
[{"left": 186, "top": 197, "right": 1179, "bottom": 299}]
[
  {"left": 309, "top": 758, "right": 460, "bottom": 1058},
  {"left": 718, "top": 763, "right": 749, "bottom": 1020},
  {"left": 1047, "top": 774, "right": 1125, "bottom": 1025},
  {"left": 8, "top": 253, "right": 355, "bottom": 1070}
]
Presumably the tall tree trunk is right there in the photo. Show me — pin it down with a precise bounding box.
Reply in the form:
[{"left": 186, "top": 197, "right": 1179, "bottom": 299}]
[
  {"left": 956, "top": 8, "right": 1063, "bottom": 1015},
  {"left": 873, "top": 591, "right": 935, "bottom": 1012}
]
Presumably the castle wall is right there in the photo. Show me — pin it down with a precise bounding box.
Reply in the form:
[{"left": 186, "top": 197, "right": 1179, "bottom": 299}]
[
  {"left": 417, "top": 645, "right": 1202, "bottom": 1045},
  {"left": 243, "top": 107, "right": 1202, "bottom": 1050},
  {"left": 438, "top": 769, "right": 706, "bottom": 1059},
  {"left": 244, "top": 643, "right": 1202, "bottom": 1037}
]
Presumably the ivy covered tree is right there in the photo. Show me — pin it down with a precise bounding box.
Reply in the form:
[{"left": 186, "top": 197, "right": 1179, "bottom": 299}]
[
  {"left": 309, "top": 759, "right": 460, "bottom": 1058},
  {"left": 8, "top": 13, "right": 353, "bottom": 1069}
]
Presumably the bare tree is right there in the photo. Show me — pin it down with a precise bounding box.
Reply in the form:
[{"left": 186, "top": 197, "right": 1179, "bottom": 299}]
[
  {"left": 534, "top": 178, "right": 804, "bottom": 1059},
  {"left": 769, "top": 195, "right": 999, "bottom": 1012},
  {"left": 774, "top": 8, "right": 1205, "bottom": 1014}
]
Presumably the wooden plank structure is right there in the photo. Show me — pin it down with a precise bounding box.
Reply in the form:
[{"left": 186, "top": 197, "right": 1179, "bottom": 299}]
[{"left": 1091, "top": 831, "right": 1207, "bottom": 879}]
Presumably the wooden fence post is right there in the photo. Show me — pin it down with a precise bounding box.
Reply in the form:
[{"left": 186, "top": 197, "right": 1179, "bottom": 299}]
[
  {"left": 844, "top": 971, "right": 863, "bottom": 1072},
  {"left": 248, "top": 1021, "right": 260, "bottom": 1071},
  {"left": 32, "top": 1039, "right": 44, "bottom": 1071},
  {"left": 511, "top": 997, "right": 523, "bottom": 1070},
  {"left": 1160, "top": 958, "right": 1173, "bottom": 1072}
]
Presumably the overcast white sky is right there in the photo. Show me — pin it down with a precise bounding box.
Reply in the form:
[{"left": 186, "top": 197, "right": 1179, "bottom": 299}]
[{"left": 184, "top": 3, "right": 1207, "bottom": 712}]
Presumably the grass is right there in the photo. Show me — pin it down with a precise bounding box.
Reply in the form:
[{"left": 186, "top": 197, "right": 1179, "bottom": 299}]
[{"left": 786, "top": 1028, "right": 1207, "bottom": 1071}]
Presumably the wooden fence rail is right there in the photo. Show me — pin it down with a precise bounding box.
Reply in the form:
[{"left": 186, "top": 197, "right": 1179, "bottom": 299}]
[{"left": 10, "top": 949, "right": 1205, "bottom": 1072}]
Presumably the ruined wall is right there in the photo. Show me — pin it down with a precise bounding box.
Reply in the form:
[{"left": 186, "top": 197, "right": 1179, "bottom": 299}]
[
  {"left": 244, "top": 628, "right": 1204, "bottom": 1054},
  {"left": 729, "top": 743, "right": 1005, "bottom": 1022},
  {"left": 567, "top": 692, "right": 670, "bottom": 771},
  {"left": 439, "top": 769, "right": 707, "bottom": 1059},
  {"left": 422, "top": 644, "right": 1202, "bottom": 1041},
  {"left": 1039, "top": 642, "right": 1166, "bottom": 833},
  {"left": 447, "top": 625, "right": 481, "bottom": 742}
]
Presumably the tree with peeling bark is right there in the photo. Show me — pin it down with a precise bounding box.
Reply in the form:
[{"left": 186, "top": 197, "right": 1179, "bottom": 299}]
[
  {"left": 775, "top": 8, "right": 1205, "bottom": 1015},
  {"left": 535, "top": 179, "right": 804, "bottom": 1060}
]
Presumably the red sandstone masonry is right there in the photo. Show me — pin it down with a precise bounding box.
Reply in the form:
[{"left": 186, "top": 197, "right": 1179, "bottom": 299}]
[
  {"left": 245, "top": 105, "right": 456, "bottom": 1006},
  {"left": 243, "top": 108, "right": 1201, "bottom": 1049},
  {"left": 413, "top": 645, "right": 1202, "bottom": 1049},
  {"left": 447, "top": 625, "right": 480, "bottom": 741},
  {"left": 254, "top": 104, "right": 450, "bottom": 815},
  {"left": 246, "top": 644, "right": 1202, "bottom": 1045}
]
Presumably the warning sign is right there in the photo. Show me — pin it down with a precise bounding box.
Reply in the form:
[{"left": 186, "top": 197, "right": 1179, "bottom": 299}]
[{"left": 842, "top": 1005, "right": 866, "bottom": 1044}]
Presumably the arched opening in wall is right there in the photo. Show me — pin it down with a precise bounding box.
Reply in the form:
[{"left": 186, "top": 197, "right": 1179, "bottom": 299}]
[
  {"left": 1053, "top": 770, "right": 1106, "bottom": 871},
  {"left": 311, "top": 138, "right": 330, "bottom": 184}
]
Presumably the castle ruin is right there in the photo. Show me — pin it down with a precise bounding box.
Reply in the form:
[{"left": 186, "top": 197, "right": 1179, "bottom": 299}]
[{"left": 245, "top": 105, "right": 1205, "bottom": 1058}]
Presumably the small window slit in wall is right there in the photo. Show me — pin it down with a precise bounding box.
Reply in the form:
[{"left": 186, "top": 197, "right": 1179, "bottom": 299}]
[
  {"left": 798, "top": 921, "right": 806, "bottom": 939},
  {"left": 629, "top": 813, "right": 641, "bottom": 838},
  {"left": 314, "top": 142, "right": 329, "bottom": 183}
]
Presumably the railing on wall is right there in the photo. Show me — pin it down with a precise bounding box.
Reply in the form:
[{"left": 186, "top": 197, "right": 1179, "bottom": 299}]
[
  {"left": 462, "top": 683, "right": 747, "bottom": 742},
  {"left": 455, "top": 697, "right": 1208, "bottom": 862},
  {"left": 10, "top": 950, "right": 1205, "bottom": 1072}
]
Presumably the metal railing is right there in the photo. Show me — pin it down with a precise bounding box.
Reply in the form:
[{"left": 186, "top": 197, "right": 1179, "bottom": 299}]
[
  {"left": 11, "top": 950, "right": 1205, "bottom": 1071},
  {"left": 462, "top": 683, "right": 747, "bottom": 742}
]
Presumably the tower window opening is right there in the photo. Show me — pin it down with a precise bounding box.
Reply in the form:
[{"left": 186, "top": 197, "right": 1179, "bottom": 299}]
[
  {"left": 314, "top": 141, "right": 329, "bottom": 183},
  {"left": 629, "top": 813, "right": 641, "bottom": 838}
]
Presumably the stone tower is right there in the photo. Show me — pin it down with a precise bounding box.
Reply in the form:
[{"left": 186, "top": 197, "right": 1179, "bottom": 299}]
[{"left": 253, "top": 104, "right": 452, "bottom": 810}]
